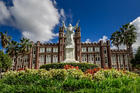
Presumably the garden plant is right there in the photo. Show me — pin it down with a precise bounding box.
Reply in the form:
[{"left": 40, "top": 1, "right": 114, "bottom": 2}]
[{"left": 0, "top": 64, "right": 140, "bottom": 93}]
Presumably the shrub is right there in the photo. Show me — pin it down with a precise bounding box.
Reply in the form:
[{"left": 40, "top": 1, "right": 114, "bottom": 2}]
[
  {"left": 0, "top": 68, "right": 140, "bottom": 93},
  {"left": 93, "top": 69, "right": 139, "bottom": 81},
  {"left": 123, "top": 70, "right": 139, "bottom": 79},
  {"left": 64, "top": 65, "right": 79, "bottom": 70},
  {"left": 40, "top": 63, "right": 98, "bottom": 72},
  {"left": 85, "top": 68, "right": 100, "bottom": 75},
  {"left": 0, "top": 51, "right": 12, "bottom": 72},
  {"left": 67, "top": 69, "right": 84, "bottom": 79},
  {"left": 94, "top": 69, "right": 125, "bottom": 80},
  {"left": 48, "top": 69, "right": 68, "bottom": 80},
  {"left": 62, "top": 78, "right": 94, "bottom": 91}
]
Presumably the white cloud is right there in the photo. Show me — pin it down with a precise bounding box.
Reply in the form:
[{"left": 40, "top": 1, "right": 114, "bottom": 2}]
[
  {"left": 0, "top": 1, "right": 11, "bottom": 24},
  {"left": 85, "top": 38, "right": 91, "bottom": 43},
  {"left": 52, "top": 0, "right": 57, "bottom": 5},
  {"left": 0, "top": 0, "right": 64, "bottom": 42},
  {"left": 60, "top": 8, "right": 66, "bottom": 21},
  {"left": 131, "top": 17, "right": 140, "bottom": 52},
  {"left": 98, "top": 35, "right": 108, "bottom": 43}
]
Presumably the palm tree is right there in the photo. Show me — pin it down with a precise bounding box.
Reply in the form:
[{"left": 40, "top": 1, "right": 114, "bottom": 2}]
[
  {"left": 0, "top": 32, "right": 11, "bottom": 51},
  {"left": 6, "top": 40, "right": 20, "bottom": 70},
  {"left": 110, "top": 31, "right": 122, "bottom": 50},
  {"left": 120, "top": 23, "right": 137, "bottom": 57},
  {"left": 19, "top": 38, "right": 32, "bottom": 68}
]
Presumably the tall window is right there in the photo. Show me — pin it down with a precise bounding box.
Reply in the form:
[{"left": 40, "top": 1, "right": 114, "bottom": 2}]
[
  {"left": 46, "top": 47, "right": 51, "bottom": 52},
  {"left": 53, "top": 55, "right": 58, "bottom": 63},
  {"left": 104, "top": 47, "right": 107, "bottom": 54},
  {"left": 82, "top": 47, "right": 86, "bottom": 52},
  {"left": 40, "top": 55, "right": 44, "bottom": 63},
  {"left": 95, "top": 54, "right": 101, "bottom": 67},
  {"left": 53, "top": 48, "right": 58, "bottom": 52},
  {"left": 95, "top": 54, "right": 100, "bottom": 62},
  {"left": 40, "top": 48, "right": 45, "bottom": 53},
  {"left": 88, "top": 54, "right": 94, "bottom": 63},
  {"left": 119, "top": 55, "right": 123, "bottom": 69},
  {"left": 46, "top": 55, "right": 51, "bottom": 63},
  {"left": 111, "top": 55, "right": 116, "bottom": 64},
  {"left": 88, "top": 47, "right": 93, "bottom": 52},
  {"left": 94, "top": 47, "right": 100, "bottom": 52},
  {"left": 82, "top": 54, "right": 87, "bottom": 62}
]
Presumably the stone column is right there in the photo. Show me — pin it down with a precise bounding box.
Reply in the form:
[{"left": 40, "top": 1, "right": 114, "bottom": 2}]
[
  {"left": 28, "top": 48, "right": 33, "bottom": 69},
  {"left": 100, "top": 41, "right": 105, "bottom": 68},
  {"left": 58, "top": 27, "right": 64, "bottom": 62},
  {"left": 35, "top": 41, "right": 40, "bottom": 69},
  {"left": 107, "top": 40, "right": 112, "bottom": 69},
  {"left": 75, "top": 27, "right": 81, "bottom": 62},
  {"left": 28, "top": 41, "right": 34, "bottom": 69}
]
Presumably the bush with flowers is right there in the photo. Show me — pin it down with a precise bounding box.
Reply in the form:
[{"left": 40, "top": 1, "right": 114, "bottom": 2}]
[
  {"left": 0, "top": 66, "right": 140, "bottom": 93},
  {"left": 40, "top": 62, "right": 98, "bottom": 72}
]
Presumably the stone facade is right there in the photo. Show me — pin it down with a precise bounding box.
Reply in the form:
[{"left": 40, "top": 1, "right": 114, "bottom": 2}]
[{"left": 11, "top": 26, "right": 131, "bottom": 70}]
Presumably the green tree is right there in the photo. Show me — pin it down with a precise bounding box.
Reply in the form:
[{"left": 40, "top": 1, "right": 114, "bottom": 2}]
[
  {"left": 120, "top": 23, "right": 137, "bottom": 57},
  {"left": 0, "top": 32, "right": 11, "bottom": 52},
  {"left": 0, "top": 51, "right": 12, "bottom": 72},
  {"left": 131, "top": 47, "right": 140, "bottom": 68},
  {"left": 6, "top": 41, "right": 20, "bottom": 70},
  {"left": 135, "top": 47, "right": 140, "bottom": 64},
  {"left": 19, "top": 38, "right": 32, "bottom": 68},
  {"left": 110, "top": 31, "right": 122, "bottom": 50}
]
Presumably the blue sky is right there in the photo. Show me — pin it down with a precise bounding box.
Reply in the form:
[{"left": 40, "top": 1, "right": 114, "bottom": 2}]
[{"left": 0, "top": 0, "right": 140, "bottom": 49}]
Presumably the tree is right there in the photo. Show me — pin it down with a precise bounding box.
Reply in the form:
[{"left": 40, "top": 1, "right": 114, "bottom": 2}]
[
  {"left": 135, "top": 47, "right": 140, "bottom": 64},
  {"left": 19, "top": 38, "right": 32, "bottom": 68},
  {"left": 0, "top": 32, "right": 11, "bottom": 52},
  {"left": 110, "top": 31, "right": 122, "bottom": 50},
  {"left": 0, "top": 51, "right": 12, "bottom": 72},
  {"left": 6, "top": 41, "right": 20, "bottom": 70},
  {"left": 131, "top": 47, "right": 140, "bottom": 69},
  {"left": 120, "top": 23, "right": 137, "bottom": 57}
]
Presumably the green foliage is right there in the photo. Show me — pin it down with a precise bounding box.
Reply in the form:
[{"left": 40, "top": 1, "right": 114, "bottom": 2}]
[
  {"left": 40, "top": 63, "right": 98, "bottom": 72},
  {"left": 67, "top": 69, "right": 85, "bottom": 79},
  {"left": 110, "top": 23, "right": 137, "bottom": 50},
  {"left": 62, "top": 78, "right": 94, "bottom": 91},
  {"left": 94, "top": 69, "right": 139, "bottom": 81},
  {"left": 131, "top": 47, "right": 140, "bottom": 68},
  {"left": 0, "top": 51, "right": 12, "bottom": 71},
  {"left": 48, "top": 69, "right": 68, "bottom": 80},
  {"left": 0, "top": 31, "right": 11, "bottom": 50},
  {"left": 0, "top": 69, "right": 140, "bottom": 93}
]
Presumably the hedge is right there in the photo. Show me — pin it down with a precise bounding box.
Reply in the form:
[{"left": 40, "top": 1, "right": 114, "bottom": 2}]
[{"left": 40, "top": 63, "right": 98, "bottom": 72}]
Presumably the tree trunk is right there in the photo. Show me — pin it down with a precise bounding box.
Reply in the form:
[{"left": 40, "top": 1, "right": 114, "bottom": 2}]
[
  {"left": 117, "top": 45, "right": 119, "bottom": 50},
  {"left": 14, "top": 56, "right": 18, "bottom": 70},
  {"left": 127, "top": 45, "right": 133, "bottom": 71}
]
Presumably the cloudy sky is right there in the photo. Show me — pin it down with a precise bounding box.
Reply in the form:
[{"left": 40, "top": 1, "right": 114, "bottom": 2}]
[{"left": 0, "top": 0, "right": 140, "bottom": 50}]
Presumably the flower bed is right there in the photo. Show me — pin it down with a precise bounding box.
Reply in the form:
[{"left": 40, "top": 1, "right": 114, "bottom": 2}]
[
  {"left": 0, "top": 66, "right": 140, "bottom": 93},
  {"left": 40, "top": 63, "right": 98, "bottom": 72}
]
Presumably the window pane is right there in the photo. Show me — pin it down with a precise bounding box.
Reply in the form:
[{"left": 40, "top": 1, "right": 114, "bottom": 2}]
[
  {"left": 82, "top": 47, "right": 86, "bottom": 52},
  {"left": 46, "top": 48, "right": 51, "bottom": 52}
]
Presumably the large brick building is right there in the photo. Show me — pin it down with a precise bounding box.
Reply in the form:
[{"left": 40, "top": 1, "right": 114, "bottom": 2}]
[{"left": 12, "top": 26, "right": 131, "bottom": 70}]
